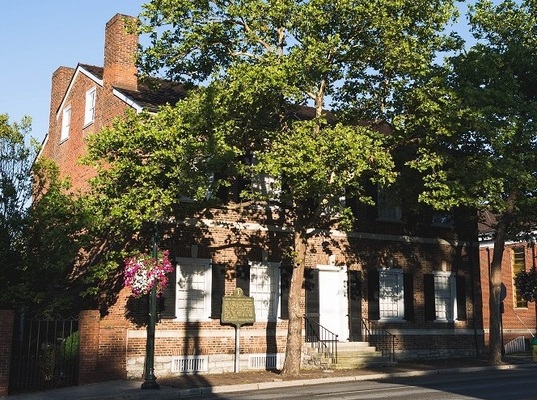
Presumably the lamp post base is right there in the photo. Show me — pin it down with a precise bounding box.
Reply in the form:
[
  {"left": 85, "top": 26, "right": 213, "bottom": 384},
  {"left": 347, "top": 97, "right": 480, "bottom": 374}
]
[{"left": 141, "top": 378, "right": 160, "bottom": 390}]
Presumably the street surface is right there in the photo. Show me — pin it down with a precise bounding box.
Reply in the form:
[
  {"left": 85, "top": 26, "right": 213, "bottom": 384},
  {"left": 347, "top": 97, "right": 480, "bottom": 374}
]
[{"left": 183, "top": 367, "right": 537, "bottom": 400}]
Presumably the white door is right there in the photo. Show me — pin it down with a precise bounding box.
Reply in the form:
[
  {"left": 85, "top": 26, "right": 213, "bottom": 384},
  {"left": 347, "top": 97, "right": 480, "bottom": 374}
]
[{"left": 318, "top": 265, "right": 349, "bottom": 341}]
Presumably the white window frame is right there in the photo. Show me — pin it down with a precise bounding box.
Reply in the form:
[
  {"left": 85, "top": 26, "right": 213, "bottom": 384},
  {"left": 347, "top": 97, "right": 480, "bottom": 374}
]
[
  {"left": 433, "top": 272, "right": 457, "bottom": 322},
  {"left": 60, "top": 106, "right": 71, "bottom": 142},
  {"left": 175, "top": 258, "right": 212, "bottom": 322},
  {"left": 248, "top": 261, "right": 280, "bottom": 322},
  {"left": 378, "top": 269, "right": 404, "bottom": 321},
  {"left": 84, "top": 87, "right": 96, "bottom": 126}
]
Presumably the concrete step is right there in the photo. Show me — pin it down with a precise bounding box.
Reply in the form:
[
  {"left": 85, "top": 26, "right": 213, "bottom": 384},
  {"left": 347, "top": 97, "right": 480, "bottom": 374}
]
[
  {"left": 305, "top": 341, "right": 396, "bottom": 370},
  {"left": 332, "top": 353, "right": 396, "bottom": 369},
  {"left": 306, "top": 341, "right": 377, "bottom": 355}
]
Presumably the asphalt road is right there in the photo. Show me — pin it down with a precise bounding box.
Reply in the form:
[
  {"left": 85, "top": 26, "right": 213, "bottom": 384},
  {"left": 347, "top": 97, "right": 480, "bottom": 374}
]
[{"left": 187, "top": 366, "right": 537, "bottom": 400}]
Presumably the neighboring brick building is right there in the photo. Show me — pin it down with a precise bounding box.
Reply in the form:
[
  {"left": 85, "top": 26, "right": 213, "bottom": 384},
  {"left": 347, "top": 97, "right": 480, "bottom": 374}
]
[
  {"left": 38, "top": 13, "right": 485, "bottom": 380},
  {"left": 479, "top": 212, "right": 536, "bottom": 350}
]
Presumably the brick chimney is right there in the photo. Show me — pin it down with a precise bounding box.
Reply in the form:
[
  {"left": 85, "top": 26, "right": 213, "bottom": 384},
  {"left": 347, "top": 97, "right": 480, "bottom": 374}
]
[
  {"left": 49, "top": 66, "right": 75, "bottom": 121},
  {"left": 103, "top": 14, "right": 138, "bottom": 91},
  {"left": 42, "top": 66, "right": 75, "bottom": 159}
]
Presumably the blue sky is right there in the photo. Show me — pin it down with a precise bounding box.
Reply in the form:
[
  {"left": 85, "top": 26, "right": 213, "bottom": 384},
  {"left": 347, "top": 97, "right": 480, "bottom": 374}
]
[
  {"left": 0, "top": 1, "right": 474, "bottom": 146},
  {"left": 0, "top": 1, "right": 146, "bottom": 144}
]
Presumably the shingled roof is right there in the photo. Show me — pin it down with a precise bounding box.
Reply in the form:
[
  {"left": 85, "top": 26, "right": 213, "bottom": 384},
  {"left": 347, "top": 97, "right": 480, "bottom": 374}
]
[{"left": 80, "top": 63, "right": 189, "bottom": 112}]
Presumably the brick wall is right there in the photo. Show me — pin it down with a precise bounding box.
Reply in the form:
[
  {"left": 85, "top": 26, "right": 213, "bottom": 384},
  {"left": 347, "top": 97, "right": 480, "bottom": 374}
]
[
  {"left": 0, "top": 310, "right": 14, "bottom": 396},
  {"left": 78, "top": 310, "right": 100, "bottom": 385}
]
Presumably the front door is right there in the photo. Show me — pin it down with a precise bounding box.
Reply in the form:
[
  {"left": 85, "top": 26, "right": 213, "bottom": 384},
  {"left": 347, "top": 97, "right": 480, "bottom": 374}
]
[{"left": 318, "top": 265, "right": 349, "bottom": 341}]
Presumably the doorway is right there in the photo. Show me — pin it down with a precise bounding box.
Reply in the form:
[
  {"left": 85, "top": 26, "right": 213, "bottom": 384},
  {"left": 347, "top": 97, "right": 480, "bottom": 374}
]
[{"left": 318, "top": 265, "right": 349, "bottom": 341}]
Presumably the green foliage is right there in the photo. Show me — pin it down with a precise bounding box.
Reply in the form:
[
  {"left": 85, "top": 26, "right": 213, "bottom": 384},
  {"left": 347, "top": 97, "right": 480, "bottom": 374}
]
[
  {"left": 514, "top": 266, "right": 537, "bottom": 302},
  {"left": 0, "top": 114, "right": 35, "bottom": 226},
  {"left": 3, "top": 159, "right": 93, "bottom": 314},
  {"left": 0, "top": 114, "right": 36, "bottom": 309},
  {"left": 406, "top": 0, "right": 537, "bottom": 233},
  {"left": 60, "top": 331, "right": 79, "bottom": 362},
  {"left": 137, "top": 0, "right": 460, "bottom": 121}
]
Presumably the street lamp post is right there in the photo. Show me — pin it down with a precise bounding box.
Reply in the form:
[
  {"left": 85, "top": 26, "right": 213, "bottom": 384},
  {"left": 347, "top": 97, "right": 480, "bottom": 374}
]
[{"left": 141, "top": 222, "right": 160, "bottom": 390}]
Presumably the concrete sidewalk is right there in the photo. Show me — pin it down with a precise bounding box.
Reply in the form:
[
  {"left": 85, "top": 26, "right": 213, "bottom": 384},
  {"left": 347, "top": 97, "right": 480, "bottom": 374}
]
[{"left": 3, "top": 355, "right": 535, "bottom": 400}]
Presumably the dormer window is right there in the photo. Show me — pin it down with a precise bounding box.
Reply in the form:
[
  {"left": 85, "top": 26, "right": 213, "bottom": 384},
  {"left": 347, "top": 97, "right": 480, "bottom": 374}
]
[
  {"left": 84, "top": 87, "right": 96, "bottom": 126},
  {"left": 60, "top": 106, "right": 71, "bottom": 142}
]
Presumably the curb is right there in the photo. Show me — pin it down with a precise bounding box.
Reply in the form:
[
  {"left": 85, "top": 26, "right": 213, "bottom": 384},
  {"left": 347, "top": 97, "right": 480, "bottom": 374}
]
[{"left": 172, "top": 363, "right": 536, "bottom": 397}]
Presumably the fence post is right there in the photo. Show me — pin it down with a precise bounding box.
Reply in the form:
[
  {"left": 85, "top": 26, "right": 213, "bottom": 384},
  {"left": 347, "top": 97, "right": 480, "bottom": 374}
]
[
  {"left": 0, "top": 310, "right": 14, "bottom": 396},
  {"left": 78, "top": 310, "right": 100, "bottom": 385}
]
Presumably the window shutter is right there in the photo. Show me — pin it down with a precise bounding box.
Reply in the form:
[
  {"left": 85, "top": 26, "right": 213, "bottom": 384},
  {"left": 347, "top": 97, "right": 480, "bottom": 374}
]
[
  {"left": 367, "top": 269, "right": 380, "bottom": 320},
  {"left": 236, "top": 264, "right": 250, "bottom": 296},
  {"left": 279, "top": 265, "right": 292, "bottom": 319},
  {"left": 211, "top": 264, "right": 226, "bottom": 319},
  {"left": 424, "top": 274, "right": 436, "bottom": 321},
  {"left": 159, "top": 265, "right": 176, "bottom": 319},
  {"left": 456, "top": 275, "right": 467, "bottom": 321},
  {"left": 403, "top": 273, "right": 414, "bottom": 321},
  {"left": 304, "top": 268, "right": 320, "bottom": 341},
  {"left": 348, "top": 270, "right": 362, "bottom": 341}
]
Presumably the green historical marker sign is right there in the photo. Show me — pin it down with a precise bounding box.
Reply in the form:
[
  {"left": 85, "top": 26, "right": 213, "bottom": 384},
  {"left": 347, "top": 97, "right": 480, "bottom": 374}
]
[
  {"left": 221, "top": 288, "right": 255, "bottom": 327},
  {"left": 221, "top": 288, "right": 255, "bottom": 373}
]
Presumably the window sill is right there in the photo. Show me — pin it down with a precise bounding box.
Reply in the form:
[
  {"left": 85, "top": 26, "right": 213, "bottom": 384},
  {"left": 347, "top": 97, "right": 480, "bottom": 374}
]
[{"left": 379, "top": 318, "right": 405, "bottom": 323}]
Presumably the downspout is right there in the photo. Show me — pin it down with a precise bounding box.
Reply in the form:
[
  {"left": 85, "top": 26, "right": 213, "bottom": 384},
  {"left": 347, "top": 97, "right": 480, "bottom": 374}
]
[{"left": 470, "top": 241, "right": 479, "bottom": 357}]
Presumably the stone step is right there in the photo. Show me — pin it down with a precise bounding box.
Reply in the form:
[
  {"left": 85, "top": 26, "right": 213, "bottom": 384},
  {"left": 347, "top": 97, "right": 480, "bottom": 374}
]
[
  {"left": 337, "top": 341, "right": 373, "bottom": 350},
  {"left": 306, "top": 341, "right": 396, "bottom": 370},
  {"left": 332, "top": 356, "right": 396, "bottom": 369},
  {"left": 306, "top": 341, "right": 377, "bottom": 355}
]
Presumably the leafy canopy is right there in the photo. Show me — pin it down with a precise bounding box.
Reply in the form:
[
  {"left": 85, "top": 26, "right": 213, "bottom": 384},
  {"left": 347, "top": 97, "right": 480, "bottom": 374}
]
[{"left": 406, "top": 0, "right": 537, "bottom": 229}]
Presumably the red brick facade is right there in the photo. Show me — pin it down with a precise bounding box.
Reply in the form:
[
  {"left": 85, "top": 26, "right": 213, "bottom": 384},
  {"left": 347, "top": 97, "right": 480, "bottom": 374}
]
[
  {"left": 36, "top": 13, "right": 485, "bottom": 381},
  {"left": 0, "top": 310, "right": 14, "bottom": 396}
]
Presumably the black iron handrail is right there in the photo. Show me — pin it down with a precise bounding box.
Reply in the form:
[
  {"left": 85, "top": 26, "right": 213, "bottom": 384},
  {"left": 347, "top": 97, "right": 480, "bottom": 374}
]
[
  {"left": 304, "top": 316, "right": 338, "bottom": 364},
  {"left": 361, "top": 318, "right": 395, "bottom": 361}
]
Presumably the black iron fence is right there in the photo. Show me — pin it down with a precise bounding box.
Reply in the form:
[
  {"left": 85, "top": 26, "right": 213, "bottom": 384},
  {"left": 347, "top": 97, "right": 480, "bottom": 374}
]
[{"left": 9, "top": 313, "right": 79, "bottom": 394}]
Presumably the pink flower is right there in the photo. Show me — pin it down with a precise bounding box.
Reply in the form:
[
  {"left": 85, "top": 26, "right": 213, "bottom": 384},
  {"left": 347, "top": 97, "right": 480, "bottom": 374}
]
[{"left": 124, "top": 250, "right": 174, "bottom": 298}]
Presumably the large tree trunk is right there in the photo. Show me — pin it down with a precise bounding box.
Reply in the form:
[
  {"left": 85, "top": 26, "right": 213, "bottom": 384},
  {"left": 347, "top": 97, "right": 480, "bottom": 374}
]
[
  {"left": 281, "top": 220, "right": 308, "bottom": 376},
  {"left": 488, "top": 192, "right": 516, "bottom": 365},
  {"left": 489, "top": 230, "right": 505, "bottom": 365}
]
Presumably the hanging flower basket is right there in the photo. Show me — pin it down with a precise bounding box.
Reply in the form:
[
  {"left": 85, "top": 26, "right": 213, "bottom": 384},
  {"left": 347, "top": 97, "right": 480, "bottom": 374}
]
[{"left": 124, "top": 250, "right": 174, "bottom": 298}]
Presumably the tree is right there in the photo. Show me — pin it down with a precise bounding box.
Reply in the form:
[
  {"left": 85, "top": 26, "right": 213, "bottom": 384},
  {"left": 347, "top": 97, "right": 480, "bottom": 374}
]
[
  {"left": 405, "top": 0, "right": 537, "bottom": 365},
  {"left": 84, "top": 0, "right": 460, "bottom": 376},
  {"left": 0, "top": 114, "right": 92, "bottom": 314},
  {"left": 0, "top": 114, "right": 36, "bottom": 307},
  {"left": 14, "top": 159, "right": 93, "bottom": 315}
]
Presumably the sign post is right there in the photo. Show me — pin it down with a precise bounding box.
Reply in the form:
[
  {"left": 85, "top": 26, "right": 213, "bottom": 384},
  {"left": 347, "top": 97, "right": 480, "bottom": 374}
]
[{"left": 221, "top": 288, "right": 255, "bottom": 372}]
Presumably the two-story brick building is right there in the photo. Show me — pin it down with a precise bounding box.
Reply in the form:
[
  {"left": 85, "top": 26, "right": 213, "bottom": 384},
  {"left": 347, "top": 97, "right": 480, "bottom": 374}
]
[{"left": 38, "top": 13, "right": 485, "bottom": 380}]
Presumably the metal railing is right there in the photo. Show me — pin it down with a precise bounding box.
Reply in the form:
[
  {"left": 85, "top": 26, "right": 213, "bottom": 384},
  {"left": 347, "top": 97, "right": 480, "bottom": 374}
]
[
  {"left": 304, "top": 316, "right": 338, "bottom": 363},
  {"left": 361, "top": 318, "right": 395, "bottom": 361}
]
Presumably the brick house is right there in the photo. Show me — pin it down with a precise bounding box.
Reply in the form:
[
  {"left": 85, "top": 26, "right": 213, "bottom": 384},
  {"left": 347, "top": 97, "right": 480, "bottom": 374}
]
[
  {"left": 478, "top": 211, "right": 536, "bottom": 351},
  {"left": 38, "top": 13, "right": 485, "bottom": 380}
]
